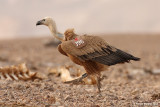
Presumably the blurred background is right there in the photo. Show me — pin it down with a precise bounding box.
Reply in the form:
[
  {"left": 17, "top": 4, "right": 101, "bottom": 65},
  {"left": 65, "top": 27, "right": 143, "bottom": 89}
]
[
  {"left": 0, "top": 0, "right": 160, "bottom": 39},
  {"left": 0, "top": 1, "right": 160, "bottom": 106}
]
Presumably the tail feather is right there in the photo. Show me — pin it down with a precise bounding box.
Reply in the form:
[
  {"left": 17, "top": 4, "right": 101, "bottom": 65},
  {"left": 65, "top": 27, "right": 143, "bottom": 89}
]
[
  {"left": 116, "top": 49, "right": 140, "bottom": 61},
  {"left": 131, "top": 56, "right": 140, "bottom": 61}
]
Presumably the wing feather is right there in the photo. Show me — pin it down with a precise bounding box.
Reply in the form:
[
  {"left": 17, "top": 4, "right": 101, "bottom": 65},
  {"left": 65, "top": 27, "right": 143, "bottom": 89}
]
[
  {"left": 58, "top": 44, "right": 68, "bottom": 56},
  {"left": 61, "top": 35, "right": 140, "bottom": 66}
]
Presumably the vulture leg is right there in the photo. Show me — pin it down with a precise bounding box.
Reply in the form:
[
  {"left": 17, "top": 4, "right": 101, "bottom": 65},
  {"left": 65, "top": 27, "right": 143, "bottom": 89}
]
[
  {"left": 97, "top": 75, "right": 104, "bottom": 93},
  {"left": 65, "top": 73, "right": 88, "bottom": 84}
]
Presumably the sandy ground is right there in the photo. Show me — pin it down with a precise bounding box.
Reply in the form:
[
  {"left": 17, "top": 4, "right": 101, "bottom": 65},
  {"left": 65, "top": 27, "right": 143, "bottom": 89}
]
[{"left": 0, "top": 34, "right": 160, "bottom": 107}]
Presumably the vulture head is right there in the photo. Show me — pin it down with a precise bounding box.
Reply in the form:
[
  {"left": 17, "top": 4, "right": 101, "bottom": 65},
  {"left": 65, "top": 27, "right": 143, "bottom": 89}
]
[
  {"left": 36, "top": 17, "right": 55, "bottom": 26},
  {"left": 36, "top": 17, "right": 64, "bottom": 41}
]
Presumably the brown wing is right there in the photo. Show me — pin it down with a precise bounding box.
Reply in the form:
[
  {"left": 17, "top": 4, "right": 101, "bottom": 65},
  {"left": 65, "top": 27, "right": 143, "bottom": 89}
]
[
  {"left": 58, "top": 44, "right": 68, "bottom": 56},
  {"left": 61, "top": 35, "right": 140, "bottom": 66}
]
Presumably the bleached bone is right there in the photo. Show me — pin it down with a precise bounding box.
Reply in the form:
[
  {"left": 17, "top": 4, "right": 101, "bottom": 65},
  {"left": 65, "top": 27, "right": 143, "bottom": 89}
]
[
  {"left": 5, "top": 73, "right": 12, "bottom": 80},
  {"left": 11, "top": 72, "right": 19, "bottom": 80},
  {"left": 48, "top": 65, "right": 97, "bottom": 85},
  {"left": 0, "top": 72, "right": 5, "bottom": 80},
  {"left": 0, "top": 63, "right": 42, "bottom": 81}
]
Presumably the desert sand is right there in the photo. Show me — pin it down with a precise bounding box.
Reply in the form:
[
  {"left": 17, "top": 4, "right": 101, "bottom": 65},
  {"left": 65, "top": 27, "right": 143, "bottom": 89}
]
[{"left": 0, "top": 34, "right": 160, "bottom": 106}]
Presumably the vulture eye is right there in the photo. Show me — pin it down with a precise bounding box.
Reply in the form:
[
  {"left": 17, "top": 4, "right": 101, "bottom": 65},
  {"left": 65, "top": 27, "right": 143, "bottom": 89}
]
[{"left": 42, "top": 19, "right": 45, "bottom": 21}]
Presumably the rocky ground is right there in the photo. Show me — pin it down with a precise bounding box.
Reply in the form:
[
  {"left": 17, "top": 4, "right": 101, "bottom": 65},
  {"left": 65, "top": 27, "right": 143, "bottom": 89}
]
[{"left": 0, "top": 34, "right": 160, "bottom": 107}]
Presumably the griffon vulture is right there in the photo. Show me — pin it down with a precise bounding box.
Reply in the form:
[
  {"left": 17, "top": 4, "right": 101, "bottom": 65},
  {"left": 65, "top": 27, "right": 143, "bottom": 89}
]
[{"left": 36, "top": 17, "right": 140, "bottom": 93}]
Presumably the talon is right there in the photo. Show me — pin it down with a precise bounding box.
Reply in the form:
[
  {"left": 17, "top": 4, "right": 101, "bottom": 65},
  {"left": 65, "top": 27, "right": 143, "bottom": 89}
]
[
  {"left": 64, "top": 78, "right": 80, "bottom": 84},
  {"left": 64, "top": 73, "right": 88, "bottom": 85},
  {"left": 64, "top": 78, "right": 83, "bottom": 84}
]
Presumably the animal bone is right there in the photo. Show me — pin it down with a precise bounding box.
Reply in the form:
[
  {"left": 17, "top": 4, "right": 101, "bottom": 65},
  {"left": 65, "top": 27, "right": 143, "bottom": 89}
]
[
  {"left": 0, "top": 63, "right": 42, "bottom": 81},
  {"left": 48, "top": 65, "right": 97, "bottom": 85}
]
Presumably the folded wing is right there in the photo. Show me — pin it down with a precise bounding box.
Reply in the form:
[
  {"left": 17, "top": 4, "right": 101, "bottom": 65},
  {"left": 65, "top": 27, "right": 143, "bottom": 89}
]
[{"left": 61, "top": 35, "right": 140, "bottom": 66}]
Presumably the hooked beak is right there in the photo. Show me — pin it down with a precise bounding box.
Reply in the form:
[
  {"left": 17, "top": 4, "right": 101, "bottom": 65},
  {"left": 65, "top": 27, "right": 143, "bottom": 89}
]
[{"left": 36, "top": 20, "right": 42, "bottom": 26}]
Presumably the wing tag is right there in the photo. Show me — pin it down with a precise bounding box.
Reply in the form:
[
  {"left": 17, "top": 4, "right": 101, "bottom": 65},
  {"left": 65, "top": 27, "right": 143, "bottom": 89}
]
[{"left": 72, "top": 37, "right": 86, "bottom": 48}]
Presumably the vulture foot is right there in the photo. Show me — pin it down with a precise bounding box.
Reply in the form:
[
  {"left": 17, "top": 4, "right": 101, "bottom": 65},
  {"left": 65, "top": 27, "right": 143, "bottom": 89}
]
[{"left": 64, "top": 73, "right": 88, "bottom": 85}]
